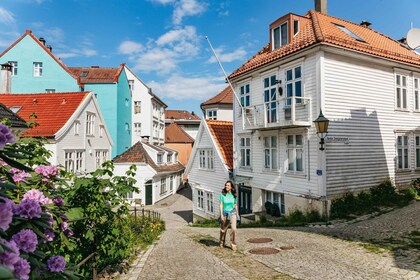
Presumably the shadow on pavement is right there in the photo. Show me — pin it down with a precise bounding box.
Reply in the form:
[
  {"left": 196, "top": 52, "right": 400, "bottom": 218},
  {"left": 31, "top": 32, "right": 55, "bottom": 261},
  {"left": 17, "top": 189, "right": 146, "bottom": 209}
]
[
  {"left": 173, "top": 210, "right": 193, "bottom": 223},
  {"left": 177, "top": 184, "right": 192, "bottom": 200}
]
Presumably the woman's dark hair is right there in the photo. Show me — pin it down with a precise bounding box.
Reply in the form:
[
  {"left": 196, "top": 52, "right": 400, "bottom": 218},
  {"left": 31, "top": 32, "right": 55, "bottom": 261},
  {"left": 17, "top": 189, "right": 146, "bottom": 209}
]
[{"left": 222, "top": 180, "right": 237, "bottom": 198}]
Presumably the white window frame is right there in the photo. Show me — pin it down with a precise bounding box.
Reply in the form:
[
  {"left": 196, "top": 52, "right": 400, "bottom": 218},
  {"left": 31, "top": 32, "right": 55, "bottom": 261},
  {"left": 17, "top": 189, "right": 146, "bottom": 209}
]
[
  {"left": 416, "top": 134, "right": 420, "bottom": 169},
  {"left": 33, "top": 62, "right": 43, "bottom": 77},
  {"left": 263, "top": 74, "right": 278, "bottom": 123},
  {"left": 128, "top": 80, "right": 134, "bottom": 91},
  {"left": 157, "top": 153, "right": 163, "bottom": 164},
  {"left": 99, "top": 125, "right": 104, "bottom": 138},
  {"left": 395, "top": 73, "right": 408, "bottom": 110},
  {"left": 240, "top": 84, "right": 250, "bottom": 107},
  {"left": 167, "top": 154, "right": 172, "bottom": 163},
  {"left": 197, "top": 189, "right": 204, "bottom": 210},
  {"left": 9, "top": 61, "right": 17, "bottom": 76},
  {"left": 414, "top": 77, "right": 419, "bottom": 111},
  {"left": 64, "top": 151, "right": 74, "bottom": 172},
  {"left": 206, "top": 191, "right": 214, "bottom": 214},
  {"left": 134, "top": 122, "right": 141, "bottom": 136},
  {"left": 170, "top": 175, "right": 174, "bottom": 191},
  {"left": 95, "top": 151, "right": 101, "bottom": 169},
  {"left": 64, "top": 150, "right": 84, "bottom": 173},
  {"left": 207, "top": 110, "right": 217, "bottom": 120},
  {"left": 397, "top": 135, "right": 410, "bottom": 170},
  {"left": 264, "top": 135, "right": 278, "bottom": 170},
  {"left": 240, "top": 136, "right": 251, "bottom": 168},
  {"left": 160, "top": 178, "right": 167, "bottom": 195},
  {"left": 86, "top": 113, "right": 95, "bottom": 136},
  {"left": 134, "top": 101, "right": 141, "bottom": 114},
  {"left": 74, "top": 121, "right": 80, "bottom": 135},
  {"left": 285, "top": 65, "right": 303, "bottom": 105},
  {"left": 272, "top": 21, "right": 288, "bottom": 50},
  {"left": 286, "top": 134, "right": 304, "bottom": 173},
  {"left": 198, "top": 149, "right": 214, "bottom": 170}
]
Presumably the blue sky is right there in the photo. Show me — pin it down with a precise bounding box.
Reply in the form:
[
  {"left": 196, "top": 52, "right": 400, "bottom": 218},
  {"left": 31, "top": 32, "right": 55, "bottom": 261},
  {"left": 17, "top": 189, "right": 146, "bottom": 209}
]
[{"left": 0, "top": 0, "right": 419, "bottom": 117}]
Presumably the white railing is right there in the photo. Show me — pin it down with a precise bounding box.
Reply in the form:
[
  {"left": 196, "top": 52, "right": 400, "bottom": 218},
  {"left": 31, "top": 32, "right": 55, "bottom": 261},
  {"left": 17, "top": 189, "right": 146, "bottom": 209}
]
[{"left": 242, "top": 96, "right": 311, "bottom": 130}]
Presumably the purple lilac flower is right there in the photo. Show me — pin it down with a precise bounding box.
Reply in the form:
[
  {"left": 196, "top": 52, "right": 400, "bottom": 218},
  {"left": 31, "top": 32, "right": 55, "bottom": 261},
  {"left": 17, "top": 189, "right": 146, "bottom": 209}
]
[
  {"left": 0, "top": 239, "right": 20, "bottom": 270},
  {"left": 44, "top": 229, "right": 55, "bottom": 242},
  {"left": 14, "top": 199, "right": 42, "bottom": 219},
  {"left": 12, "top": 229, "right": 38, "bottom": 253},
  {"left": 64, "top": 229, "right": 74, "bottom": 238},
  {"left": 12, "top": 171, "right": 31, "bottom": 184},
  {"left": 46, "top": 212, "right": 54, "bottom": 227},
  {"left": 59, "top": 222, "right": 68, "bottom": 231},
  {"left": 0, "top": 159, "right": 8, "bottom": 166},
  {"left": 53, "top": 196, "right": 64, "bottom": 206},
  {"left": 0, "top": 124, "right": 15, "bottom": 148},
  {"left": 0, "top": 198, "right": 14, "bottom": 231},
  {"left": 23, "top": 189, "right": 52, "bottom": 205},
  {"left": 34, "top": 165, "right": 58, "bottom": 177},
  {"left": 59, "top": 213, "right": 68, "bottom": 221},
  {"left": 14, "top": 258, "right": 30, "bottom": 280},
  {"left": 47, "top": 256, "right": 66, "bottom": 272}
]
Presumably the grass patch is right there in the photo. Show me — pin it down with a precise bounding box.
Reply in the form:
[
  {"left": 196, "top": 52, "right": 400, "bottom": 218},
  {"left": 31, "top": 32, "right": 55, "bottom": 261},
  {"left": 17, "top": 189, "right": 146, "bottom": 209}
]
[{"left": 361, "top": 243, "right": 392, "bottom": 254}]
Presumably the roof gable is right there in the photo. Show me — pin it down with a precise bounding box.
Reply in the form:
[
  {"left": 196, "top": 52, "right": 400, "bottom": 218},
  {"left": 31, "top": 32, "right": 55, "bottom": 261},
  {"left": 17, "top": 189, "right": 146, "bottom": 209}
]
[
  {"left": 206, "top": 120, "right": 233, "bottom": 170},
  {"left": 69, "top": 64, "right": 125, "bottom": 84},
  {"left": 165, "top": 123, "right": 194, "bottom": 143},
  {"left": 0, "top": 92, "right": 89, "bottom": 137},
  {"left": 201, "top": 86, "right": 233, "bottom": 108},
  {"left": 0, "top": 103, "right": 27, "bottom": 128}
]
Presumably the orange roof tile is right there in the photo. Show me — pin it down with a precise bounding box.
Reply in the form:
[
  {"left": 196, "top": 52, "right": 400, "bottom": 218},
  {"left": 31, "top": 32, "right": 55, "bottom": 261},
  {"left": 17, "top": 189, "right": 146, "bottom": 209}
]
[
  {"left": 165, "top": 110, "right": 200, "bottom": 121},
  {"left": 229, "top": 10, "right": 420, "bottom": 79},
  {"left": 69, "top": 64, "right": 125, "bottom": 84},
  {"left": 113, "top": 141, "right": 184, "bottom": 172},
  {"left": 0, "top": 92, "right": 89, "bottom": 137},
  {"left": 201, "top": 86, "right": 233, "bottom": 108},
  {"left": 206, "top": 120, "right": 233, "bottom": 170},
  {"left": 165, "top": 123, "right": 194, "bottom": 143},
  {"left": 0, "top": 30, "right": 79, "bottom": 82}
]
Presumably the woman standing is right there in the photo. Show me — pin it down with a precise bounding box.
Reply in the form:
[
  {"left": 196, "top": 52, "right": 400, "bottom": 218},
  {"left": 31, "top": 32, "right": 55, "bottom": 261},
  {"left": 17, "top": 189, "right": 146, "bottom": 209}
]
[{"left": 219, "top": 180, "right": 239, "bottom": 250}]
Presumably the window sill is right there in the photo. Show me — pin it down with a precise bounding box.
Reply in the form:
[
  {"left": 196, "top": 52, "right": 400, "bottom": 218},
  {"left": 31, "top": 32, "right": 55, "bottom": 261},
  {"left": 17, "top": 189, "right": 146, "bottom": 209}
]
[
  {"left": 239, "top": 166, "right": 252, "bottom": 171},
  {"left": 395, "top": 169, "right": 412, "bottom": 174},
  {"left": 262, "top": 169, "right": 280, "bottom": 175},
  {"left": 394, "top": 108, "right": 410, "bottom": 112},
  {"left": 198, "top": 168, "right": 215, "bottom": 172},
  {"left": 285, "top": 171, "right": 306, "bottom": 178}
]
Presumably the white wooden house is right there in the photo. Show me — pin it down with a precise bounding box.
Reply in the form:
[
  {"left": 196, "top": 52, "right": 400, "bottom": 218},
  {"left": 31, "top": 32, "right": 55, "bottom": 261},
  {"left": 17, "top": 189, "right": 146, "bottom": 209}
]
[
  {"left": 0, "top": 91, "right": 113, "bottom": 173},
  {"left": 113, "top": 141, "right": 184, "bottom": 205},
  {"left": 185, "top": 120, "right": 233, "bottom": 221},
  {"left": 201, "top": 86, "right": 233, "bottom": 121},
  {"left": 229, "top": 6, "right": 420, "bottom": 216}
]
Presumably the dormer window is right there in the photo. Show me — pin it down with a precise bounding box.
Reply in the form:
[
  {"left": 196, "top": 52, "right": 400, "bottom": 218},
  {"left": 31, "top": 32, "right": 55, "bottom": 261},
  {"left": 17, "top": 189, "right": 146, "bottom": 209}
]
[
  {"left": 272, "top": 22, "right": 288, "bottom": 50},
  {"left": 157, "top": 153, "right": 163, "bottom": 164}
]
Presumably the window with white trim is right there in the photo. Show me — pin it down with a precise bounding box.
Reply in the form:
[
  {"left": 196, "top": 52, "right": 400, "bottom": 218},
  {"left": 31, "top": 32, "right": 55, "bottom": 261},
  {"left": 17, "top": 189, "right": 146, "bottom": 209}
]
[
  {"left": 414, "top": 78, "right": 419, "bottom": 111},
  {"left": 45, "top": 89, "right": 55, "bottom": 93},
  {"left": 285, "top": 66, "right": 302, "bottom": 105},
  {"left": 95, "top": 151, "right": 101, "bottom": 169},
  {"left": 265, "top": 191, "right": 285, "bottom": 214},
  {"left": 207, "top": 110, "right": 217, "bottom": 120},
  {"left": 86, "top": 113, "right": 95, "bottom": 135},
  {"left": 397, "top": 135, "right": 409, "bottom": 170},
  {"left": 206, "top": 192, "right": 214, "bottom": 213},
  {"left": 33, "top": 62, "right": 42, "bottom": 77},
  {"left": 101, "top": 150, "right": 108, "bottom": 164},
  {"left": 272, "top": 22, "right": 288, "bottom": 50},
  {"left": 170, "top": 176, "right": 174, "bottom": 191},
  {"left": 160, "top": 178, "right": 167, "bottom": 195},
  {"left": 65, "top": 152, "right": 74, "bottom": 172},
  {"left": 287, "top": 135, "right": 304, "bottom": 172},
  {"left": 128, "top": 80, "right": 134, "bottom": 91},
  {"left": 134, "top": 122, "right": 141, "bottom": 136},
  {"left": 396, "top": 74, "right": 408, "bottom": 109},
  {"left": 197, "top": 189, "right": 204, "bottom": 209},
  {"left": 264, "top": 136, "right": 278, "bottom": 170},
  {"left": 75, "top": 151, "right": 84, "bottom": 173},
  {"left": 157, "top": 153, "right": 163, "bottom": 164},
  {"left": 416, "top": 135, "right": 420, "bottom": 169},
  {"left": 65, "top": 151, "right": 84, "bottom": 173},
  {"left": 263, "top": 75, "right": 278, "bottom": 123},
  {"left": 99, "top": 125, "right": 104, "bottom": 138},
  {"left": 8, "top": 61, "right": 17, "bottom": 76},
  {"left": 167, "top": 154, "right": 172, "bottom": 163},
  {"left": 198, "top": 149, "right": 214, "bottom": 170},
  {"left": 74, "top": 121, "right": 80, "bottom": 135},
  {"left": 240, "top": 137, "right": 251, "bottom": 168},
  {"left": 134, "top": 101, "right": 141, "bottom": 114},
  {"left": 240, "top": 84, "right": 250, "bottom": 107}
]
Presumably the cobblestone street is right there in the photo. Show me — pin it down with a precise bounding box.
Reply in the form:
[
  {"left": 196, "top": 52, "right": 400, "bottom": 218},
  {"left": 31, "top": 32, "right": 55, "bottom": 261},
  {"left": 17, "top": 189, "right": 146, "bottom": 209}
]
[{"left": 122, "top": 187, "right": 420, "bottom": 280}]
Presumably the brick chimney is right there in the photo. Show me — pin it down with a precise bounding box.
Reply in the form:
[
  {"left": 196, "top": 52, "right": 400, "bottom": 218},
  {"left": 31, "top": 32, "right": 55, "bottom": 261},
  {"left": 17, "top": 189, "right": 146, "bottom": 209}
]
[
  {"left": 315, "top": 0, "right": 327, "bottom": 14},
  {"left": 1, "top": 63, "right": 12, "bottom": 93},
  {"left": 39, "top": 37, "right": 46, "bottom": 45}
]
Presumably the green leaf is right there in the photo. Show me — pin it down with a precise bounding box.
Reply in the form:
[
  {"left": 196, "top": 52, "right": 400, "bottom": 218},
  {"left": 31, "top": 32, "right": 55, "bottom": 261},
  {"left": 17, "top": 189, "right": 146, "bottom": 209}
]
[
  {"left": 0, "top": 265, "right": 16, "bottom": 279},
  {"left": 0, "top": 153, "right": 32, "bottom": 172},
  {"left": 0, "top": 182, "right": 17, "bottom": 190}
]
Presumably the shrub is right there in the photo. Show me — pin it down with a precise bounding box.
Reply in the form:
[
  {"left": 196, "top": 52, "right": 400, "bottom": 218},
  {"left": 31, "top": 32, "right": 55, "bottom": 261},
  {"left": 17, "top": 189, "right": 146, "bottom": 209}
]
[{"left": 370, "top": 179, "right": 398, "bottom": 206}]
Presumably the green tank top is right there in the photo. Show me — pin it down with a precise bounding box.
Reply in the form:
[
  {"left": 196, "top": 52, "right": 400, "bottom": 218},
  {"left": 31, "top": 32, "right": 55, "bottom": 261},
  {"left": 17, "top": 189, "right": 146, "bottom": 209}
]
[{"left": 219, "top": 192, "right": 237, "bottom": 212}]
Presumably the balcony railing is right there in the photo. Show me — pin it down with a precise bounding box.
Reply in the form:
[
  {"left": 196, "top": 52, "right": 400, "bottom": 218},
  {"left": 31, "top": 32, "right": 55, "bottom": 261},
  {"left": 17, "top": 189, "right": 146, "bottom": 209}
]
[{"left": 242, "top": 96, "right": 312, "bottom": 130}]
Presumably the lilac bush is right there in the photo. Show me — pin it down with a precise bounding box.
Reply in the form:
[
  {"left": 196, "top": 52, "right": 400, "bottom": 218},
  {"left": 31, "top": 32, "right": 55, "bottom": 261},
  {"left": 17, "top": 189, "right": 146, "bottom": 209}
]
[
  {"left": 0, "top": 198, "right": 14, "bottom": 231},
  {"left": 47, "top": 256, "right": 66, "bottom": 272},
  {"left": 14, "top": 258, "right": 31, "bottom": 280},
  {"left": 12, "top": 229, "right": 38, "bottom": 253},
  {"left": 0, "top": 123, "right": 15, "bottom": 148}
]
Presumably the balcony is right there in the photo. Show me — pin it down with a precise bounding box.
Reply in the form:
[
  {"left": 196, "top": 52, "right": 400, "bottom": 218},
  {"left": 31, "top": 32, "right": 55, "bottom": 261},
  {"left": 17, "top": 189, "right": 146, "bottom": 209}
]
[{"left": 242, "top": 96, "right": 312, "bottom": 130}]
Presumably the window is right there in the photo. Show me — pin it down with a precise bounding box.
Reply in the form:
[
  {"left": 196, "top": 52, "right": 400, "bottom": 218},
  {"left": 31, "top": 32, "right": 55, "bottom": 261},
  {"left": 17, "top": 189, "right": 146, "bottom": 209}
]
[
  {"left": 264, "top": 136, "right": 278, "bottom": 170},
  {"left": 65, "top": 151, "right": 84, "bottom": 173},
  {"left": 240, "top": 137, "right": 251, "bottom": 167},
  {"left": 416, "top": 135, "right": 420, "bottom": 169},
  {"left": 264, "top": 75, "right": 278, "bottom": 123},
  {"left": 335, "top": 24, "right": 365, "bottom": 42},
  {"left": 206, "top": 192, "right": 214, "bottom": 213},
  {"left": 197, "top": 190, "right": 204, "bottom": 209},
  {"left": 128, "top": 80, "right": 134, "bottom": 91},
  {"left": 8, "top": 61, "right": 17, "bottom": 76},
  {"left": 74, "top": 121, "right": 80, "bottom": 135},
  {"left": 207, "top": 110, "right": 217, "bottom": 120},
  {"left": 33, "top": 62, "right": 42, "bottom": 77},
  {"left": 86, "top": 113, "right": 95, "bottom": 135},
  {"left": 285, "top": 66, "right": 302, "bottom": 105},
  {"left": 45, "top": 89, "right": 55, "bottom": 93},
  {"left": 199, "top": 149, "right": 214, "bottom": 170},
  {"left": 160, "top": 178, "right": 167, "bottom": 195},
  {"left": 287, "top": 135, "right": 304, "bottom": 172},
  {"left": 99, "top": 125, "right": 104, "bottom": 138},
  {"left": 170, "top": 176, "right": 174, "bottom": 191},
  {"left": 293, "top": 20, "right": 300, "bottom": 36},
  {"left": 65, "top": 152, "right": 74, "bottom": 172},
  {"left": 157, "top": 154, "right": 163, "bottom": 164},
  {"left": 265, "top": 191, "right": 285, "bottom": 214},
  {"left": 125, "top": 98, "right": 129, "bottom": 107},
  {"left": 415, "top": 78, "right": 419, "bottom": 111},
  {"left": 397, "top": 135, "right": 409, "bottom": 170},
  {"left": 134, "top": 122, "right": 141, "bottom": 136},
  {"left": 396, "top": 74, "right": 408, "bottom": 109},
  {"left": 95, "top": 151, "right": 101, "bottom": 169},
  {"left": 167, "top": 154, "right": 172, "bottom": 163},
  {"left": 75, "top": 152, "right": 84, "bottom": 173},
  {"left": 240, "top": 84, "right": 250, "bottom": 107},
  {"left": 80, "top": 71, "right": 88, "bottom": 77},
  {"left": 134, "top": 101, "right": 141, "bottom": 114},
  {"left": 272, "top": 22, "right": 288, "bottom": 50}
]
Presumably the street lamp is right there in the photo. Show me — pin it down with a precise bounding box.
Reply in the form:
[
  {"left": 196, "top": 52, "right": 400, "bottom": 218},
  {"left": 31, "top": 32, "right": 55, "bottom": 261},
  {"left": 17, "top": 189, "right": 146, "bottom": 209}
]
[{"left": 313, "top": 110, "right": 329, "bottom": 151}]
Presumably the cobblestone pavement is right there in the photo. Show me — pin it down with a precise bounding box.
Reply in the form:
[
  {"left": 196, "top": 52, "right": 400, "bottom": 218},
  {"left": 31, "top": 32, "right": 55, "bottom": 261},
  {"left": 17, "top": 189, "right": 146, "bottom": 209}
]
[{"left": 125, "top": 188, "right": 420, "bottom": 280}]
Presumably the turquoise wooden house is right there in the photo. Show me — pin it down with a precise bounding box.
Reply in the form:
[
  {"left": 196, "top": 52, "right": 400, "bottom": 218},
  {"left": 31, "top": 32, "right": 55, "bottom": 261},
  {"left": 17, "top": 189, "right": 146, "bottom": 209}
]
[{"left": 0, "top": 30, "right": 132, "bottom": 157}]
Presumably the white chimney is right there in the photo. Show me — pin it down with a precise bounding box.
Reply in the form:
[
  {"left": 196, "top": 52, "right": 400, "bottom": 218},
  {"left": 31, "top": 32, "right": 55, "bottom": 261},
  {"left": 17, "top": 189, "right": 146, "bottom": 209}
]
[
  {"left": 315, "top": 0, "right": 327, "bottom": 14},
  {"left": 1, "top": 63, "right": 12, "bottom": 93}
]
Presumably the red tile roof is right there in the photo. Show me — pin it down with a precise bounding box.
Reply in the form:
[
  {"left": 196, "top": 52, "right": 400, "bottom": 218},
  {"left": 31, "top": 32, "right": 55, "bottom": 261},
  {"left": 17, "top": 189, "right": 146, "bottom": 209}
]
[
  {"left": 0, "top": 92, "right": 89, "bottom": 137},
  {"left": 165, "top": 110, "right": 200, "bottom": 121},
  {"left": 206, "top": 120, "right": 233, "bottom": 170},
  {"left": 113, "top": 141, "right": 184, "bottom": 172},
  {"left": 201, "top": 86, "right": 233, "bottom": 108},
  {"left": 229, "top": 10, "right": 420, "bottom": 79},
  {"left": 165, "top": 123, "right": 194, "bottom": 143},
  {"left": 0, "top": 30, "right": 79, "bottom": 82},
  {"left": 69, "top": 64, "right": 125, "bottom": 84}
]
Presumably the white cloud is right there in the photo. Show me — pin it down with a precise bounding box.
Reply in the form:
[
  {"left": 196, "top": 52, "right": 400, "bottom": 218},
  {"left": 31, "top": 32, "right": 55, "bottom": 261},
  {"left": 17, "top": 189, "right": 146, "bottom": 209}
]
[
  {"left": 156, "top": 25, "right": 196, "bottom": 45},
  {"left": 148, "top": 0, "right": 175, "bottom": 4},
  {"left": 207, "top": 46, "right": 247, "bottom": 63},
  {"left": 173, "top": 0, "right": 207, "bottom": 25},
  {"left": 148, "top": 74, "right": 226, "bottom": 101},
  {"left": 217, "top": 1, "right": 229, "bottom": 17},
  {"left": 0, "top": 7, "right": 16, "bottom": 25},
  {"left": 118, "top": 40, "right": 144, "bottom": 54}
]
